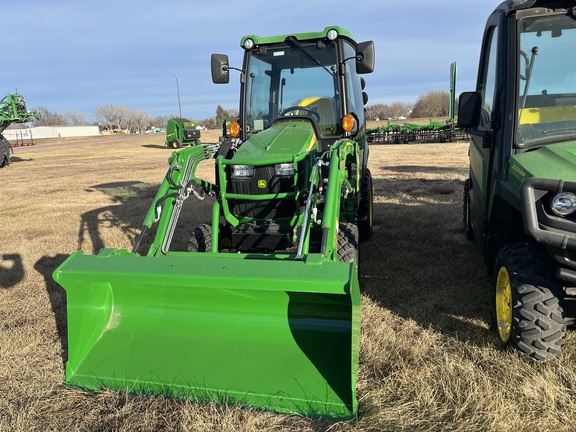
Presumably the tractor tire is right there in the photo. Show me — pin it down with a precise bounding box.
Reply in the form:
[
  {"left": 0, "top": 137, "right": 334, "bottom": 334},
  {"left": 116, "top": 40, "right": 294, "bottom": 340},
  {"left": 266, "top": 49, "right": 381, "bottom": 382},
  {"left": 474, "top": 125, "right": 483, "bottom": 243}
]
[
  {"left": 493, "top": 243, "right": 566, "bottom": 362},
  {"left": 0, "top": 137, "right": 11, "bottom": 168},
  {"left": 337, "top": 223, "right": 358, "bottom": 263},
  {"left": 187, "top": 223, "right": 212, "bottom": 252},
  {"left": 463, "top": 178, "right": 474, "bottom": 240},
  {"left": 357, "top": 168, "right": 374, "bottom": 241},
  {"left": 171, "top": 139, "right": 183, "bottom": 149}
]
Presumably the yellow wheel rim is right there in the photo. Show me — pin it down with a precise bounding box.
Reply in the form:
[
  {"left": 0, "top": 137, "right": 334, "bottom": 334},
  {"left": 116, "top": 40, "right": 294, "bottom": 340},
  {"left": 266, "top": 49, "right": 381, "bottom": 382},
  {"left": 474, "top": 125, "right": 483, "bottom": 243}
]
[{"left": 495, "top": 267, "right": 513, "bottom": 342}]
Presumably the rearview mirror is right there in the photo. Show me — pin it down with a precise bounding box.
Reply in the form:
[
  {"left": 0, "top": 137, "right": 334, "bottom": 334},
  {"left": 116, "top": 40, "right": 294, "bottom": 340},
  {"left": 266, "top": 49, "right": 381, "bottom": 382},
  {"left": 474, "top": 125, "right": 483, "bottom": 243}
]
[
  {"left": 356, "top": 41, "right": 375, "bottom": 74},
  {"left": 457, "top": 91, "right": 481, "bottom": 128},
  {"left": 211, "top": 54, "right": 230, "bottom": 84}
]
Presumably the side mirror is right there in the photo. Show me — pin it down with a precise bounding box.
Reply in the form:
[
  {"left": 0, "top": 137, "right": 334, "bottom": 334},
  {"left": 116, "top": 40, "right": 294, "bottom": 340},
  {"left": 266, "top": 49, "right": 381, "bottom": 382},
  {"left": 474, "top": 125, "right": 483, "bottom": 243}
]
[
  {"left": 211, "top": 54, "right": 230, "bottom": 84},
  {"left": 356, "top": 41, "right": 375, "bottom": 74},
  {"left": 363, "top": 91, "right": 369, "bottom": 105},
  {"left": 457, "top": 91, "right": 481, "bottom": 128}
]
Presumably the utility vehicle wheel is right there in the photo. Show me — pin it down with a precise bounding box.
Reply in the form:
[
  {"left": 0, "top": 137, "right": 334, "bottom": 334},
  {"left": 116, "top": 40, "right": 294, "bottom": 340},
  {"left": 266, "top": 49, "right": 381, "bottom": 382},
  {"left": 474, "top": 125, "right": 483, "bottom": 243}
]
[
  {"left": 493, "top": 243, "right": 566, "bottom": 362},
  {"left": 337, "top": 223, "right": 358, "bottom": 263},
  {"left": 171, "top": 139, "right": 182, "bottom": 149},
  {"left": 463, "top": 178, "right": 474, "bottom": 240},
  {"left": 358, "top": 168, "right": 374, "bottom": 241},
  {"left": 187, "top": 223, "right": 212, "bottom": 252}
]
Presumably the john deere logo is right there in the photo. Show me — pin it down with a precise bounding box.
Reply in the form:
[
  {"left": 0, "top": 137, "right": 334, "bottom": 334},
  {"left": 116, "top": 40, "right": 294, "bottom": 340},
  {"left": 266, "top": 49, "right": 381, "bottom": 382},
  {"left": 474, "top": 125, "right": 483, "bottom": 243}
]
[{"left": 258, "top": 179, "right": 267, "bottom": 189}]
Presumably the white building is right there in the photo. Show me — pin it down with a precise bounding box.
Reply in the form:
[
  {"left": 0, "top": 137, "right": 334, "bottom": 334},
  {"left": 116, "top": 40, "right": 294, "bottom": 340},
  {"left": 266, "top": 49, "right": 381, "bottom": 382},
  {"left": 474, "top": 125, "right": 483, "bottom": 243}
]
[{"left": 2, "top": 125, "right": 100, "bottom": 141}]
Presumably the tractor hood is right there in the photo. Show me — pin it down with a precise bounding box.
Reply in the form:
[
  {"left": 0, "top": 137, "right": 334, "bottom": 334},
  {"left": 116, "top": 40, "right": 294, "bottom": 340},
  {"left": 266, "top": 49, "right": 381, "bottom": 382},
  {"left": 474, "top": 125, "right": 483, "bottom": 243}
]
[
  {"left": 508, "top": 141, "right": 576, "bottom": 188},
  {"left": 232, "top": 121, "right": 317, "bottom": 165}
]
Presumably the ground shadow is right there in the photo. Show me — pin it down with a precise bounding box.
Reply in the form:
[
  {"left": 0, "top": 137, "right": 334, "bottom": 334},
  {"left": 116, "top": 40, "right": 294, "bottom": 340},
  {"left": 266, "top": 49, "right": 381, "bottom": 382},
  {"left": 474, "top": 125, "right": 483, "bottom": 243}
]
[
  {"left": 79, "top": 181, "right": 160, "bottom": 253},
  {"left": 141, "top": 144, "right": 167, "bottom": 149},
  {"left": 359, "top": 175, "right": 493, "bottom": 347},
  {"left": 34, "top": 254, "right": 69, "bottom": 368},
  {"left": 0, "top": 253, "right": 24, "bottom": 289},
  {"left": 7, "top": 156, "right": 34, "bottom": 164}
]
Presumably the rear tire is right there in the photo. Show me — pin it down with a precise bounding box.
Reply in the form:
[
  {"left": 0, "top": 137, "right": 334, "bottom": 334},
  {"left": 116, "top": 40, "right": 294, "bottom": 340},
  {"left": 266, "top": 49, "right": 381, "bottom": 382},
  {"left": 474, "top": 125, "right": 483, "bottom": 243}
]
[
  {"left": 188, "top": 224, "right": 212, "bottom": 252},
  {"left": 171, "top": 139, "right": 182, "bottom": 149},
  {"left": 463, "top": 178, "right": 474, "bottom": 240},
  {"left": 493, "top": 243, "right": 566, "bottom": 362},
  {"left": 337, "top": 223, "right": 358, "bottom": 263},
  {"left": 357, "top": 168, "right": 374, "bottom": 241}
]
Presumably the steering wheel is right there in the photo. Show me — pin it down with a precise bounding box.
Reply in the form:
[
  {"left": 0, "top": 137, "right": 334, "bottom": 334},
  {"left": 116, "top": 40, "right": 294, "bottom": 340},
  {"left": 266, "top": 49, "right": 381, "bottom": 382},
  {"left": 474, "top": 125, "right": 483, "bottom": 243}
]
[{"left": 280, "top": 106, "right": 320, "bottom": 123}]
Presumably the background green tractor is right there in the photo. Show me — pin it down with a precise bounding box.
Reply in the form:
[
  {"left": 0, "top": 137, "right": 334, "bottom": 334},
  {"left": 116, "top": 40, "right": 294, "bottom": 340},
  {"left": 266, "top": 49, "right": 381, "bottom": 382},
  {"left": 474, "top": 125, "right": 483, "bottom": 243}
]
[
  {"left": 165, "top": 117, "right": 201, "bottom": 148},
  {"left": 54, "top": 26, "right": 374, "bottom": 419},
  {"left": 0, "top": 92, "right": 39, "bottom": 167},
  {"left": 459, "top": 0, "right": 576, "bottom": 362}
]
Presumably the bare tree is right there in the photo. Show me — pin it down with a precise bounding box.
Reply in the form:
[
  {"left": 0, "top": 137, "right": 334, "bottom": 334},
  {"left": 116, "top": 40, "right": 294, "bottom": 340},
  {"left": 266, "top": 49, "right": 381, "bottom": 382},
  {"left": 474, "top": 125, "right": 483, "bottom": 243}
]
[
  {"left": 98, "top": 105, "right": 125, "bottom": 131},
  {"left": 411, "top": 91, "right": 450, "bottom": 118},
  {"left": 33, "top": 106, "right": 69, "bottom": 126},
  {"left": 65, "top": 110, "right": 88, "bottom": 125}
]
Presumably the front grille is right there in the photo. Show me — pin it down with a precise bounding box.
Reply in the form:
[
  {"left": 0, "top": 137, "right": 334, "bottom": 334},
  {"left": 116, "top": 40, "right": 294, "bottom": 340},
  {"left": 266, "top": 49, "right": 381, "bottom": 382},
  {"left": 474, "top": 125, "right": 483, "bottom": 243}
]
[{"left": 228, "top": 165, "right": 296, "bottom": 219}]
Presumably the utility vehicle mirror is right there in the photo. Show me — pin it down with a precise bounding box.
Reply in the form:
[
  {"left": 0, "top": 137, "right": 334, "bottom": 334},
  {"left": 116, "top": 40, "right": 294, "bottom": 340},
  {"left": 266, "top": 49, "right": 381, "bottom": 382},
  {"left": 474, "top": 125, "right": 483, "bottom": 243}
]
[
  {"left": 356, "top": 41, "right": 375, "bottom": 74},
  {"left": 457, "top": 91, "right": 482, "bottom": 128},
  {"left": 211, "top": 54, "right": 230, "bottom": 84}
]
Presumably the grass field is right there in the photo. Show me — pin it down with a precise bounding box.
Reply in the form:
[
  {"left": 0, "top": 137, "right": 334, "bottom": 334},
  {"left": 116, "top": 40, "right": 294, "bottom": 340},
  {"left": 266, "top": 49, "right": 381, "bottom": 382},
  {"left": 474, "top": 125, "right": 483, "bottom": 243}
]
[{"left": 1, "top": 133, "right": 576, "bottom": 431}]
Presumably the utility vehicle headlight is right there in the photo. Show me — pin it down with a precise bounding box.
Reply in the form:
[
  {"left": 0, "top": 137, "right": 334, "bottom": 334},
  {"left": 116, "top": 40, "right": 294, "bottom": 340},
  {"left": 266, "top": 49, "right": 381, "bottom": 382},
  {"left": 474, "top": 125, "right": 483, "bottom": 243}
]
[
  {"left": 275, "top": 162, "right": 294, "bottom": 176},
  {"left": 232, "top": 165, "right": 254, "bottom": 177},
  {"left": 551, "top": 192, "right": 576, "bottom": 216}
]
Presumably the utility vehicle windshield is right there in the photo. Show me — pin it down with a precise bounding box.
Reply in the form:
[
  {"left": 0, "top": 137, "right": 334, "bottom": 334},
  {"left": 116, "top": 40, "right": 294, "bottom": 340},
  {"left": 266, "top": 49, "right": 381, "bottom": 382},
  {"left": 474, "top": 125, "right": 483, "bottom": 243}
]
[
  {"left": 517, "top": 13, "right": 576, "bottom": 147},
  {"left": 244, "top": 40, "right": 341, "bottom": 136}
]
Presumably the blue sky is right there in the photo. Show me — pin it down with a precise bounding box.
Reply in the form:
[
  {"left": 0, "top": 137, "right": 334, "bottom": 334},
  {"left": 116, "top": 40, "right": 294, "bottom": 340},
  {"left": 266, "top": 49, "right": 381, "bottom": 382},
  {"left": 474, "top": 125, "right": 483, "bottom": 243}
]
[{"left": 2, "top": 0, "right": 499, "bottom": 122}]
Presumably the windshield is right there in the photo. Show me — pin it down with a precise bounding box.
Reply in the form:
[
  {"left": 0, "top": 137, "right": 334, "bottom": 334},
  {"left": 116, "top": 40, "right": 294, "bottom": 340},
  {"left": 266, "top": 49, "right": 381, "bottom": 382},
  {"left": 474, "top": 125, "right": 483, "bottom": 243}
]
[
  {"left": 517, "top": 13, "right": 576, "bottom": 147},
  {"left": 244, "top": 41, "right": 341, "bottom": 136}
]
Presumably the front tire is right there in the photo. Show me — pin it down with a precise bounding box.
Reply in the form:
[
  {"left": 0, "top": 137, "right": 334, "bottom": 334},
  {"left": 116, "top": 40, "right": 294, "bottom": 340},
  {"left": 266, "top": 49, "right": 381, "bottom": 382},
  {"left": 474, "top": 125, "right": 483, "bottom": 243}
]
[
  {"left": 188, "top": 224, "right": 212, "bottom": 252},
  {"left": 493, "top": 243, "right": 566, "bottom": 362},
  {"left": 337, "top": 223, "right": 358, "bottom": 263}
]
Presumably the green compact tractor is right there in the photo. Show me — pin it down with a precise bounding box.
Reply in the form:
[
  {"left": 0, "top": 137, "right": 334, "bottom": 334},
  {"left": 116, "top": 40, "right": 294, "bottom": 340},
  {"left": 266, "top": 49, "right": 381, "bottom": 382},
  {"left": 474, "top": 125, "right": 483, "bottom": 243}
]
[
  {"left": 54, "top": 26, "right": 374, "bottom": 418},
  {"left": 165, "top": 117, "right": 201, "bottom": 148},
  {"left": 0, "top": 92, "right": 39, "bottom": 167},
  {"left": 459, "top": 0, "right": 576, "bottom": 361}
]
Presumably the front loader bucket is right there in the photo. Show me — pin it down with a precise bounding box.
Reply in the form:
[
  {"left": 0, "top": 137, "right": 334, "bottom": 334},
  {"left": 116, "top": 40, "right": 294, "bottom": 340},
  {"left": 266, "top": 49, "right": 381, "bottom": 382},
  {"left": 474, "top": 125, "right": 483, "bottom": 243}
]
[{"left": 53, "top": 249, "right": 361, "bottom": 419}]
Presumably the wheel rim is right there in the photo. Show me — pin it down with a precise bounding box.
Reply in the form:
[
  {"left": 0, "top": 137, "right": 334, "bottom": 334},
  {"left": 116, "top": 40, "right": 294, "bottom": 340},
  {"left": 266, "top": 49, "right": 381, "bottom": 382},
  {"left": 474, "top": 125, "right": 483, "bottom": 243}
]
[{"left": 495, "top": 267, "right": 513, "bottom": 342}]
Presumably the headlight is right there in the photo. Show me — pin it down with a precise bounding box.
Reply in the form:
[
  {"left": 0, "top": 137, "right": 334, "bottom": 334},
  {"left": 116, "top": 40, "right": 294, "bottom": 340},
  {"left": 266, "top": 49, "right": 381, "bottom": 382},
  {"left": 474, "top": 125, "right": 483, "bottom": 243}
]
[
  {"left": 551, "top": 192, "right": 576, "bottom": 216},
  {"left": 231, "top": 165, "right": 254, "bottom": 177},
  {"left": 243, "top": 38, "right": 255, "bottom": 50},
  {"left": 275, "top": 162, "right": 294, "bottom": 176}
]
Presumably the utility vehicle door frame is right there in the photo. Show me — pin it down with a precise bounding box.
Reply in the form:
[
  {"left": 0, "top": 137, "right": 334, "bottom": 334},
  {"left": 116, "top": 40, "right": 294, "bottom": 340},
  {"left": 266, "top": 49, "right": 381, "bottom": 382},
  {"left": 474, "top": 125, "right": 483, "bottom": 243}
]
[{"left": 468, "top": 10, "right": 507, "bottom": 261}]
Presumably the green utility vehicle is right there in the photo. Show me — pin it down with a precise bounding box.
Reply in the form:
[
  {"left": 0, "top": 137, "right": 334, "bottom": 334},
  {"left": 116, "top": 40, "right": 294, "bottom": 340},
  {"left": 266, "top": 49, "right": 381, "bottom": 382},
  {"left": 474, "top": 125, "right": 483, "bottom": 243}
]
[
  {"left": 165, "top": 117, "right": 201, "bottom": 148},
  {"left": 0, "top": 93, "right": 39, "bottom": 167},
  {"left": 459, "top": 0, "right": 576, "bottom": 361},
  {"left": 53, "top": 26, "right": 374, "bottom": 418}
]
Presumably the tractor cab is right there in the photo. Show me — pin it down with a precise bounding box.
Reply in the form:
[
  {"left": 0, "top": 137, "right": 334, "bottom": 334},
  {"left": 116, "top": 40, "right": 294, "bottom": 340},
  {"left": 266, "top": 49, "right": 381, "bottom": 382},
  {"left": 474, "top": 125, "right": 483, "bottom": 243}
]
[{"left": 212, "top": 26, "right": 373, "bottom": 147}]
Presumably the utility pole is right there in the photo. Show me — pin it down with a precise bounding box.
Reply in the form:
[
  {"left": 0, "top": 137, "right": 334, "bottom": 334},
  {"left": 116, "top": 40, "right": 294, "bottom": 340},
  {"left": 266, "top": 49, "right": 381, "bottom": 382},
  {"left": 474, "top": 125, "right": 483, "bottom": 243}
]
[{"left": 173, "top": 75, "right": 182, "bottom": 117}]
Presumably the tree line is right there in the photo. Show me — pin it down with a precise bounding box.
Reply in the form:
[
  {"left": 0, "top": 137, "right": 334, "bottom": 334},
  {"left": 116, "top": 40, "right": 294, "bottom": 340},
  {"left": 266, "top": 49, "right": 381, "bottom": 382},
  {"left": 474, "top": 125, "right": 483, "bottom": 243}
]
[{"left": 24, "top": 91, "right": 453, "bottom": 133}]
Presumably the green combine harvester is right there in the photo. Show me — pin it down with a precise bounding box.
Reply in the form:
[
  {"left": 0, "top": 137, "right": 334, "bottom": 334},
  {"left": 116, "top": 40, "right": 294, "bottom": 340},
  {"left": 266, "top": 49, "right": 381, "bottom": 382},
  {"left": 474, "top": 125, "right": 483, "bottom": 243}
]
[
  {"left": 53, "top": 26, "right": 375, "bottom": 418},
  {"left": 0, "top": 92, "right": 39, "bottom": 167}
]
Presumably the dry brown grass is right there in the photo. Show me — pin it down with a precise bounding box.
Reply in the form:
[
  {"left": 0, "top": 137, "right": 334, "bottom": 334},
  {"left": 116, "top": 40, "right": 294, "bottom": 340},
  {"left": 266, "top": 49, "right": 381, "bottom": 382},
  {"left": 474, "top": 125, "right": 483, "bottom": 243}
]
[{"left": 2, "top": 133, "right": 576, "bottom": 431}]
